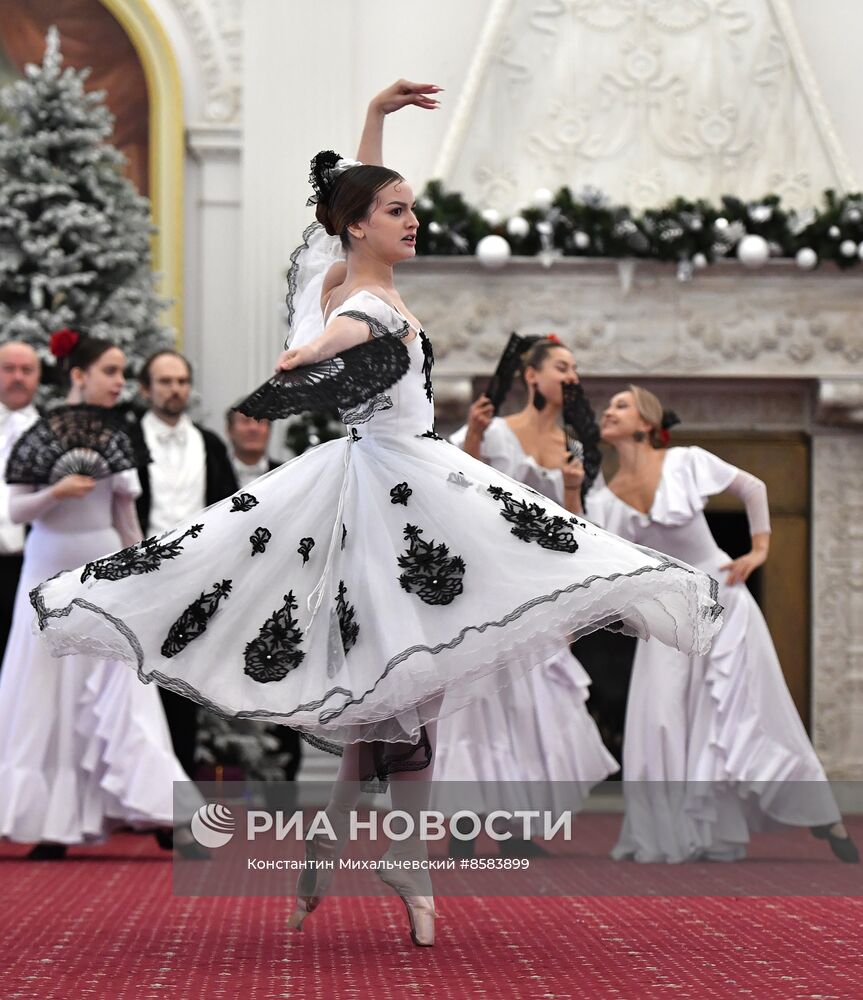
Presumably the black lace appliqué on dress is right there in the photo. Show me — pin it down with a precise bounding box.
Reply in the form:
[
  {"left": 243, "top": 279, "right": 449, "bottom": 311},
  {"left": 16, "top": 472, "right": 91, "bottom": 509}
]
[
  {"left": 340, "top": 393, "right": 393, "bottom": 425},
  {"left": 417, "top": 429, "right": 443, "bottom": 441},
  {"left": 298, "top": 537, "right": 315, "bottom": 565},
  {"left": 340, "top": 309, "right": 410, "bottom": 342},
  {"left": 250, "top": 527, "right": 271, "bottom": 556},
  {"left": 397, "top": 524, "right": 465, "bottom": 606},
  {"left": 335, "top": 581, "right": 359, "bottom": 654},
  {"left": 418, "top": 329, "right": 434, "bottom": 403},
  {"left": 81, "top": 524, "right": 204, "bottom": 583},
  {"left": 230, "top": 492, "right": 259, "bottom": 512},
  {"left": 341, "top": 524, "right": 347, "bottom": 551},
  {"left": 487, "top": 485, "right": 579, "bottom": 553},
  {"left": 390, "top": 482, "right": 412, "bottom": 506},
  {"left": 161, "top": 580, "right": 233, "bottom": 658},
  {"left": 244, "top": 592, "right": 305, "bottom": 683}
]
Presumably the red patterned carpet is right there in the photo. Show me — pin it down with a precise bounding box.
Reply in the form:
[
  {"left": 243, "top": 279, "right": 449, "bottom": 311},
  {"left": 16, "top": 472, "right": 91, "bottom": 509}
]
[{"left": 2, "top": 828, "right": 863, "bottom": 1000}]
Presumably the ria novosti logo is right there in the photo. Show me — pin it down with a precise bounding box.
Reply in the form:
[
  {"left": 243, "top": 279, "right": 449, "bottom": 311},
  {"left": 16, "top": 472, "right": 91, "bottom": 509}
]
[{"left": 191, "top": 804, "right": 235, "bottom": 848}]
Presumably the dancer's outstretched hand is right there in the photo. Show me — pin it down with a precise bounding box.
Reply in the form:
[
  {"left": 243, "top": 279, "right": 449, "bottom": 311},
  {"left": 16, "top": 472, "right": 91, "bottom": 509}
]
[
  {"left": 370, "top": 80, "right": 442, "bottom": 116},
  {"left": 275, "top": 348, "right": 307, "bottom": 373}
]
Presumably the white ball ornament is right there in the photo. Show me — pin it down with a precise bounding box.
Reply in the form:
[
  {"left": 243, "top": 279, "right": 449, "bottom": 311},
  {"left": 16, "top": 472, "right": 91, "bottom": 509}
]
[
  {"left": 795, "top": 247, "right": 818, "bottom": 270},
  {"left": 714, "top": 216, "right": 729, "bottom": 231},
  {"left": 574, "top": 231, "right": 590, "bottom": 250},
  {"left": 749, "top": 204, "right": 772, "bottom": 224},
  {"left": 476, "top": 234, "right": 511, "bottom": 269},
  {"left": 828, "top": 225, "right": 841, "bottom": 239},
  {"left": 736, "top": 234, "right": 769, "bottom": 269},
  {"left": 532, "top": 187, "right": 554, "bottom": 212},
  {"left": 506, "top": 215, "right": 530, "bottom": 239},
  {"left": 536, "top": 220, "right": 553, "bottom": 236},
  {"left": 692, "top": 253, "right": 708, "bottom": 269},
  {"left": 418, "top": 196, "right": 434, "bottom": 212},
  {"left": 840, "top": 239, "right": 857, "bottom": 258},
  {"left": 427, "top": 220, "right": 443, "bottom": 236},
  {"left": 481, "top": 207, "right": 501, "bottom": 227},
  {"left": 848, "top": 208, "right": 861, "bottom": 223}
]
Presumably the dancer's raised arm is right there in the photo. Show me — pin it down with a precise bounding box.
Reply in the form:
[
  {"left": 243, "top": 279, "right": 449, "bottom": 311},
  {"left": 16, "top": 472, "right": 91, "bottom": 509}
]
[{"left": 356, "top": 80, "right": 442, "bottom": 165}]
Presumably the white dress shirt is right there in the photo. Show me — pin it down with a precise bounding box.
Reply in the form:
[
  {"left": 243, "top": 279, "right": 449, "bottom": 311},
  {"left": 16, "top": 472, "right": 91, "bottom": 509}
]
[
  {"left": 141, "top": 411, "right": 206, "bottom": 533},
  {"left": 230, "top": 452, "right": 269, "bottom": 490},
  {"left": 0, "top": 402, "right": 39, "bottom": 554}
]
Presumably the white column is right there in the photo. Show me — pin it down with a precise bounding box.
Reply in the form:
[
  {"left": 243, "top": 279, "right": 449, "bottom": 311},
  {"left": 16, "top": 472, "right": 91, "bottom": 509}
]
[{"left": 185, "top": 125, "right": 244, "bottom": 430}]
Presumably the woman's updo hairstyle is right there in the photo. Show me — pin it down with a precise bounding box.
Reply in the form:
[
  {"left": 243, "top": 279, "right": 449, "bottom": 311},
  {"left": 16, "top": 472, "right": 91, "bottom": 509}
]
[
  {"left": 628, "top": 383, "right": 681, "bottom": 449},
  {"left": 518, "top": 333, "right": 568, "bottom": 386},
  {"left": 49, "top": 329, "right": 117, "bottom": 388},
  {"left": 308, "top": 150, "right": 404, "bottom": 250}
]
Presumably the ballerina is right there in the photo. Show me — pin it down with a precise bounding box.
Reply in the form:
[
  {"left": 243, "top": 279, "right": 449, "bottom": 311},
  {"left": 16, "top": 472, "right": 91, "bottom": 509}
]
[
  {"left": 435, "top": 336, "right": 618, "bottom": 856},
  {"left": 0, "top": 332, "right": 201, "bottom": 859},
  {"left": 29, "top": 83, "right": 723, "bottom": 943},
  {"left": 588, "top": 384, "right": 857, "bottom": 864}
]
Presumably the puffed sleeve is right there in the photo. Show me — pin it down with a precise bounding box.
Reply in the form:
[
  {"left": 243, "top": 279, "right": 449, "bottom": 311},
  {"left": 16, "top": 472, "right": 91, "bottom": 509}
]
[
  {"left": 111, "top": 469, "right": 142, "bottom": 499},
  {"left": 332, "top": 290, "right": 411, "bottom": 339}
]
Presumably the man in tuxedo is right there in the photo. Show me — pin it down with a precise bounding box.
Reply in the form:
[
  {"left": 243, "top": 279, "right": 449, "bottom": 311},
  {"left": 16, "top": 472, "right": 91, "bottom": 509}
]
[
  {"left": 225, "top": 406, "right": 281, "bottom": 488},
  {"left": 134, "top": 350, "right": 238, "bottom": 778},
  {"left": 0, "top": 342, "right": 40, "bottom": 670}
]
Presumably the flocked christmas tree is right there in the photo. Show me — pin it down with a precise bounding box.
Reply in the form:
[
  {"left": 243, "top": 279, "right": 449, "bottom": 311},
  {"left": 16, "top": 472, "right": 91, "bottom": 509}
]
[{"left": 0, "top": 27, "right": 172, "bottom": 379}]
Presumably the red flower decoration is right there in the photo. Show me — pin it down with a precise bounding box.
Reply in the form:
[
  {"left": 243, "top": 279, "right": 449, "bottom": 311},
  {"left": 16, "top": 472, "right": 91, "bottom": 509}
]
[
  {"left": 660, "top": 428, "right": 671, "bottom": 446},
  {"left": 50, "top": 328, "right": 80, "bottom": 359},
  {"left": 545, "top": 333, "right": 562, "bottom": 345}
]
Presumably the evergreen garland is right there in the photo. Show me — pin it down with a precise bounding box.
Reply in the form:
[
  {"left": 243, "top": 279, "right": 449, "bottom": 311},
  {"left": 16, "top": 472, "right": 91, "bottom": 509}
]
[{"left": 415, "top": 181, "right": 863, "bottom": 270}]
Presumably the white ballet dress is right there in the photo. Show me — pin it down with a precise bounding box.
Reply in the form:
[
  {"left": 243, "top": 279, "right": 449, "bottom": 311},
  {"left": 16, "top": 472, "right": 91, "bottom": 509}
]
[
  {"left": 587, "top": 446, "right": 840, "bottom": 862},
  {"left": 0, "top": 469, "right": 195, "bottom": 844},
  {"left": 29, "top": 294, "right": 723, "bottom": 761},
  {"left": 434, "top": 418, "right": 618, "bottom": 811}
]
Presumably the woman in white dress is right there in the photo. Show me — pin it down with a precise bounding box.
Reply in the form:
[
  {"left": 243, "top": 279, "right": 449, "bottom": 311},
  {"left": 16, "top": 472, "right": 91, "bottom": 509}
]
[
  {"left": 588, "top": 384, "right": 857, "bottom": 864},
  {"left": 435, "top": 337, "right": 618, "bottom": 855},
  {"left": 0, "top": 333, "right": 199, "bottom": 860},
  {"left": 29, "top": 84, "right": 723, "bottom": 944}
]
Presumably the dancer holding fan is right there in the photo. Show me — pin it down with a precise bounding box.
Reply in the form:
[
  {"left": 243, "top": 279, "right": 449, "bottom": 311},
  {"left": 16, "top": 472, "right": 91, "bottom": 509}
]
[
  {"left": 0, "top": 333, "right": 200, "bottom": 859},
  {"left": 30, "top": 82, "right": 723, "bottom": 944},
  {"left": 589, "top": 385, "right": 858, "bottom": 864},
  {"left": 435, "top": 336, "right": 617, "bottom": 856}
]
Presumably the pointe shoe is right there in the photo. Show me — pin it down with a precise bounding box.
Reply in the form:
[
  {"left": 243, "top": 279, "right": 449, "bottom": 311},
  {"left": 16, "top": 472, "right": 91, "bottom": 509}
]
[
  {"left": 288, "top": 832, "right": 340, "bottom": 930},
  {"left": 811, "top": 824, "right": 860, "bottom": 863},
  {"left": 378, "top": 843, "right": 436, "bottom": 947},
  {"left": 397, "top": 893, "right": 436, "bottom": 948}
]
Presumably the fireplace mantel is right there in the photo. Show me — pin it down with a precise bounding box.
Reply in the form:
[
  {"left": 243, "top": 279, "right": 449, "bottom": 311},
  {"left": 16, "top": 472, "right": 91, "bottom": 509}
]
[{"left": 399, "top": 257, "right": 863, "bottom": 385}]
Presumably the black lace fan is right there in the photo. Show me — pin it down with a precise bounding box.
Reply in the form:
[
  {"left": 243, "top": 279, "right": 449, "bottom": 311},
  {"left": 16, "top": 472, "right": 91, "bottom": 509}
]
[
  {"left": 234, "top": 336, "right": 411, "bottom": 421},
  {"left": 562, "top": 382, "right": 602, "bottom": 498},
  {"left": 485, "top": 332, "right": 544, "bottom": 413},
  {"left": 5, "top": 405, "right": 146, "bottom": 486}
]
